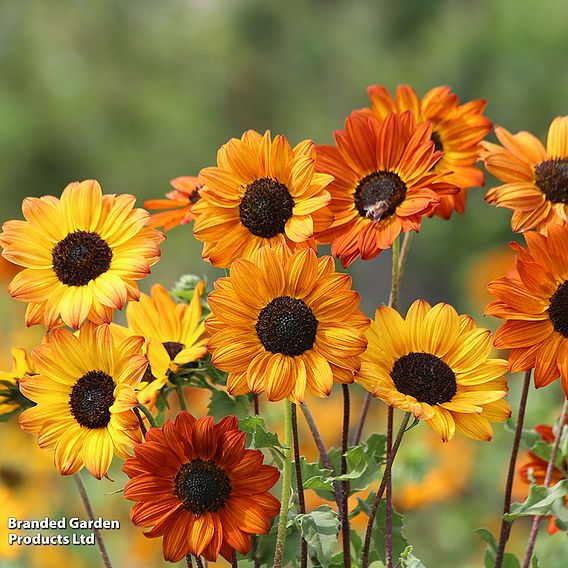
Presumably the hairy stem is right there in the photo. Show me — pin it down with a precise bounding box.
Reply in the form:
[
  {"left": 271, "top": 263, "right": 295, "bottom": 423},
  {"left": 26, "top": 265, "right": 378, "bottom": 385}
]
[
  {"left": 361, "top": 412, "right": 411, "bottom": 568},
  {"left": 522, "top": 397, "right": 568, "bottom": 568},
  {"left": 176, "top": 383, "right": 188, "bottom": 411},
  {"left": 385, "top": 406, "right": 394, "bottom": 568},
  {"left": 74, "top": 474, "right": 112, "bottom": 568},
  {"left": 341, "top": 384, "right": 351, "bottom": 568},
  {"left": 137, "top": 402, "right": 159, "bottom": 429},
  {"left": 495, "top": 370, "right": 531, "bottom": 568},
  {"left": 291, "top": 403, "right": 308, "bottom": 568},
  {"left": 133, "top": 407, "right": 147, "bottom": 438},
  {"left": 274, "top": 400, "right": 293, "bottom": 568}
]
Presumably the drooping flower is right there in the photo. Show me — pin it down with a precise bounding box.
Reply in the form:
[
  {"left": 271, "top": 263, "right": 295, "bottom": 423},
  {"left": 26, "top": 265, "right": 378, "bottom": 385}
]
[
  {"left": 19, "top": 324, "right": 146, "bottom": 479},
  {"left": 358, "top": 85, "right": 491, "bottom": 218},
  {"left": 206, "top": 246, "right": 369, "bottom": 402},
  {"left": 112, "top": 281, "right": 208, "bottom": 404},
  {"left": 356, "top": 300, "right": 511, "bottom": 442},
  {"left": 0, "top": 180, "right": 165, "bottom": 330},
  {"left": 315, "top": 111, "right": 457, "bottom": 267},
  {"left": 518, "top": 423, "right": 568, "bottom": 535},
  {"left": 487, "top": 224, "right": 568, "bottom": 393},
  {"left": 192, "top": 130, "right": 334, "bottom": 268},
  {"left": 481, "top": 116, "right": 568, "bottom": 233},
  {"left": 145, "top": 176, "right": 204, "bottom": 231},
  {"left": 123, "top": 412, "right": 280, "bottom": 563},
  {"left": 0, "top": 348, "right": 35, "bottom": 417}
]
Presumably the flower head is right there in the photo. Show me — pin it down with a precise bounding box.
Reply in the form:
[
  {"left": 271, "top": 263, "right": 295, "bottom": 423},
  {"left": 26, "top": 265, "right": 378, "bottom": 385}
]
[
  {"left": 192, "top": 130, "right": 334, "bottom": 267},
  {"left": 113, "top": 281, "right": 208, "bottom": 404},
  {"left": 359, "top": 85, "right": 491, "bottom": 219},
  {"left": 19, "top": 324, "right": 147, "bottom": 479},
  {"left": 356, "top": 300, "right": 511, "bottom": 442},
  {"left": 206, "top": 246, "right": 369, "bottom": 402},
  {"left": 487, "top": 224, "right": 568, "bottom": 393},
  {"left": 0, "top": 348, "right": 35, "bottom": 417},
  {"left": 0, "top": 180, "right": 164, "bottom": 330},
  {"left": 123, "top": 412, "right": 280, "bottom": 562},
  {"left": 145, "top": 176, "right": 204, "bottom": 231},
  {"left": 315, "top": 112, "right": 457, "bottom": 267},
  {"left": 481, "top": 116, "right": 568, "bottom": 233}
]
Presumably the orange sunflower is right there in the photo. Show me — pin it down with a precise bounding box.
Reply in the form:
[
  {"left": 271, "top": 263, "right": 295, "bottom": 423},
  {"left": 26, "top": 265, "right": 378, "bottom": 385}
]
[
  {"left": 481, "top": 116, "right": 568, "bottom": 233},
  {"left": 123, "top": 412, "right": 280, "bottom": 562},
  {"left": 359, "top": 85, "right": 491, "bottom": 218},
  {"left": 206, "top": 246, "right": 369, "bottom": 402},
  {"left": 112, "top": 281, "right": 208, "bottom": 404},
  {"left": 192, "top": 130, "right": 334, "bottom": 267},
  {"left": 0, "top": 180, "right": 164, "bottom": 330},
  {"left": 145, "top": 176, "right": 204, "bottom": 231},
  {"left": 518, "top": 423, "right": 568, "bottom": 535},
  {"left": 487, "top": 224, "right": 568, "bottom": 393},
  {"left": 356, "top": 300, "right": 511, "bottom": 442},
  {"left": 315, "top": 111, "right": 457, "bottom": 267},
  {"left": 19, "top": 324, "right": 146, "bottom": 479}
]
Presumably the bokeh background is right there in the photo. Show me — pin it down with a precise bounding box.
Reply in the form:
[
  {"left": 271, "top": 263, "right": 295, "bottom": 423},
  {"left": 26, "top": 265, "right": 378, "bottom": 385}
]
[{"left": 1, "top": 0, "right": 568, "bottom": 566}]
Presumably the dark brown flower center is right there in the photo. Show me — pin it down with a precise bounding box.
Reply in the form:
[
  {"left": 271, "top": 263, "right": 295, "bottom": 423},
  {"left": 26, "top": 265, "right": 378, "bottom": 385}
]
[
  {"left": 354, "top": 171, "right": 407, "bottom": 222},
  {"left": 163, "top": 342, "right": 185, "bottom": 360},
  {"left": 549, "top": 281, "right": 568, "bottom": 337},
  {"left": 239, "top": 178, "right": 295, "bottom": 238},
  {"left": 69, "top": 370, "right": 115, "bottom": 429},
  {"left": 189, "top": 187, "right": 202, "bottom": 205},
  {"left": 431, "top": 131, "right": 444, "bottom": 153},
  {"left": 52, "top": 231, "right": 113, "bottom": 286},
  {"left": 535, "top": 158, "right": 568, "bottom": 204},
  {"left": 391, "top": 352, "right": 457, "bottom": 406},
  {"left": 256, "top": 296, "right": 318, "bottom": 356},
  {"left": 175, "top": 459, "right": 231, "bottom": 515}
]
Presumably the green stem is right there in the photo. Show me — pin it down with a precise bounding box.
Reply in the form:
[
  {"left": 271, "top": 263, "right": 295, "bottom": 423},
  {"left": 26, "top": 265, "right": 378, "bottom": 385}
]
[
  {"left": 176, "top": 383, "right": 188, "bottom": 411},
  {"left": 273, "top": 400, "right": 293, "bottom": 568},
  {"left": 137, "top": 402, "right": 159, "bottom": 429}
]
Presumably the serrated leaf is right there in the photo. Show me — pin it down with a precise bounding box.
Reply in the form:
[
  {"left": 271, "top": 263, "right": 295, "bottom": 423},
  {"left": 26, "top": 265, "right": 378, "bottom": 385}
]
[
  {"left": 400, "top": 545, "right": 426, "bottom": 567},
  {"left": 294, "top": 505, "right": 340, "bottom": 568},
  {"left": 238, "top": 415, "right": 282, "bottom": 449},
  {"left": 504, "top": 479, "right": 568, "bottom": 521},
  {"left": 207, "top": 389, "right": 250, "bottom": 420},
  {"left": 255, "top": 517, "right": 301, "bottom": 567}
]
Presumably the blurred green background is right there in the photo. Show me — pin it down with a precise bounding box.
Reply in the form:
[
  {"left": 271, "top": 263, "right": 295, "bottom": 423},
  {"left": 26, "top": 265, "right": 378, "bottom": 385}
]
[{"left": 1, "top": 0, "right": 567, "bottom": 566}]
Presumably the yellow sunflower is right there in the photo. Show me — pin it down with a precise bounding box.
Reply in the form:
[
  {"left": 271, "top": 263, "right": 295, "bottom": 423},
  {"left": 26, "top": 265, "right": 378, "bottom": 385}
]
[
  {"left": 0, "top": 179, "right": 165, "bottom": 330},
  {"left": 19, "top": 323, "right": 147, "bottom": 479},
  {"left": 358, "top": 85, "right": 491, "bottom": 219},
  {"left": 0, "top": 347, "right": 35, "bottom": 417},
  {"left": 355, "top": 300, "right": 511, "bottom": 442},
  {"left": 315, "top": 111, "right": 457, "bottom": 267},
  {"left": 481, "top": 116, "right": 568, "bottom": 233},
  {"left": 113, "top": 281, "right": 208, "bottom": 404},
  {"left": 206, "top": 246, "right": 369, "bottom": 402},
  {"left": 192, "top": 130, "right": 334, "bottom": 268}
]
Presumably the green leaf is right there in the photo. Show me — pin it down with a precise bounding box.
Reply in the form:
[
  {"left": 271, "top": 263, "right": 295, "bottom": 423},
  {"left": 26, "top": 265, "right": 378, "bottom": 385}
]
[
  {"left": 238, "top": 415, "right": 282, "bottom": 449},
  {"left": 504, "top": 479, "right": 568, "bottom": 521},
  {"left": 254, "top": 517, "right": 301, "bottom": 567},
  {"left": 294, "top": 505, "right": 340, "bottom": 568},
  {"left": 291, "top": 457, "right": 334, "bottom": 496},
  {"left": 400, "top": 545, "right": 426, "bottom": 568},
  {"left": 502, "top": 554, "right": 521, "bottom": 568},
  {"left": 475, "top": 527, "right": 497, "bottom": 568},
  {"left": 207, "top": 389, "right": 251, "bottom": 420},
  {"left": 505, "top": 419, "right": 541, "bottom": 449},
  {"left": 532, "top": 556, "right": 541, "bottom": 568}
]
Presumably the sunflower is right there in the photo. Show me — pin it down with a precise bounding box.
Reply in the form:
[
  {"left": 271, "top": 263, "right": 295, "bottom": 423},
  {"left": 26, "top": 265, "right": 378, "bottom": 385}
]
[
  {"left": 206, "top": 246, "right": 369, "bottom": 402},
  {"left": 191, "top": 130, "right": 334, "bottom": 268},
  {"left": 145, "top": 176, "right": 204, "bottom": 231},
  {"left": 355, "top": 300, "right": 511, "bottom": 442},
  {"left": 0, "top": 180, "right": 165, "bottom": 330},
  {"left": 315, "top": 111, "right": 457, "bottom": 267},
  {"left": 358, "top": 85, "right": 491, "bottom": 219},
  {"left": 0, "top": 347, "right": 35, "bottom": 417},
  {"left": 487, "top": 224, "right": 568, "bottom": 393},
  {"left": 123, "top": 412, "right": 280, "bottom": 563},
  {"left": 481, "top": 116, "right": 568, "bottom": 233},
  {"left": 18, "top": 323, "right": 147, "bottom": 479},
  {"left": 518, "top": 423, "right": 568, "bottom": 535},
  {"left": 113, "top": 281, "right": 208, "bottom": 404}
]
